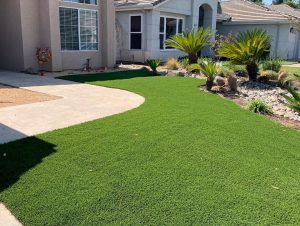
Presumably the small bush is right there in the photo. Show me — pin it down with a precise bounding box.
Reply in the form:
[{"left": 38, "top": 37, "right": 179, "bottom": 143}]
[
  {"left": 147, "top": 59, "right": 160, "bottom": 74},
  {"left": 258, "top": 70, "right": 278, "bottom": 83},
  {"left": 179, "top": 58, "right": 189, "bottom": 69},
  {"left": 247, "top": 100, "right": 272, "bottom": 114},
  {"left": 197, "top": 57, "right": 214, "bottom": 65},
  {"left": 260, "top": 58, "right": 282, "bottom": 72},
  {"left": 166, "top": 58, "right": 180, "bottom": 70},
  {"left": 225, "top": 63, "right": 247, "bottom": 76},
  {"left": 217, "top": 66, "right": 234, "bottom": 77}
]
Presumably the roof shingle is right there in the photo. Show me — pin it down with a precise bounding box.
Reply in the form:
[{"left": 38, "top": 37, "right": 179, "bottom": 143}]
[{"left": 220, "top": 0, "right": 289, "bottom": 23}]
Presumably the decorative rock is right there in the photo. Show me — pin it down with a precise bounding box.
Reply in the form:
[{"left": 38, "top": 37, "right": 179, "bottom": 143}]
[
  {"left": 227, "top": 75, "right": 238, "bottom": 92},
  {"left": 238, "top": 80, "right": 300, "bottom": 122},
  {"left": 214, "top": 76, "right": 226, "bottom": 87}
]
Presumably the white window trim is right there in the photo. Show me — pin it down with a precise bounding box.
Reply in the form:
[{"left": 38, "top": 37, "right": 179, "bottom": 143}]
[
  {"left": 60, "top": 0, "right": 98, "bottom": 6},
  {"left": 59, "top": 6, "right": 99, "bottom": 52},
  {"left": 160, "top": 16, "right": 184, "bottom": 51},
  {"left": 129, "top": 14, "right": 143, "bottom": 51}
]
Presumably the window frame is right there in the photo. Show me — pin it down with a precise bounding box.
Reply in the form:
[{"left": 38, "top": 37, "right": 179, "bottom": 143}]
[
  {"left": 160, "top": 16, "right": 184, "bottom": 51},
  {"left": 60, "top": 0, "right": 98, "bottom": 6},
  {"left": 129, "top": 14, "right": 143, "bottom": 50},
  {"left": 59, "top": 6, "right": 99, "bottom": 52}
]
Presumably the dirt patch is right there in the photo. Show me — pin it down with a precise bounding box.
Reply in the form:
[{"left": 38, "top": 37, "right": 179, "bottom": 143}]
[{"left": 0, "top": 84, "right": 61, "bottom": 108}]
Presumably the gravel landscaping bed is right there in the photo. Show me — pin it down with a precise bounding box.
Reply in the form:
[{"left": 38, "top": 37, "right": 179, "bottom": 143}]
[{"left": 238, "top": 81, "right": 300, "bottom": 122}]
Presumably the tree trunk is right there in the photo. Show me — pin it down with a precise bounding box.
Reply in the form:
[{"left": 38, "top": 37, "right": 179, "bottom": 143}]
[
  {"left": 246, "top": 62, "right": 258, "bottom": 81},
  {"left": 188, "top": 54, "right": 198, "bottom": 64}
]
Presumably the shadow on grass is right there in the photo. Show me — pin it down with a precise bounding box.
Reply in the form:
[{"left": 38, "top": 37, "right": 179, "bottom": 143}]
[
  {"left": 0, "top": 137, "right": 56, "bottom": 192},
  {"left": 60, "top": 69, "right": 155, "bottom": 83}
]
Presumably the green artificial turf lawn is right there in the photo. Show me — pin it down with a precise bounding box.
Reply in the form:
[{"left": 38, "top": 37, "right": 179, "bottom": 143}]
[
  {"left": 283, "top": 66, "right": 300, "bottom": 79},
  {"left": 1, "top": 70, "right": 300, "bottom": 225}
]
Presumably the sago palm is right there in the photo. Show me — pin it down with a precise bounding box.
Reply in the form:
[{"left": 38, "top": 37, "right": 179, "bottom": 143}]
[
  {"left": 284, "top": 85, "right": 300, "bottom": 113},
  {"left": 218, "top": 29, "right": 271, "bottom": 81},
  {"left": 188, "top": 61, "right": 217, "bottom": 90},
  {"left": 165, "top": 27, "right": 212, "bottom": 64}
]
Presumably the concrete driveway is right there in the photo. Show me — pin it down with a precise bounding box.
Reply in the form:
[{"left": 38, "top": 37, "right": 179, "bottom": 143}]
[{"left": 0, "top": 71, "right": 144, "bottom": 144}]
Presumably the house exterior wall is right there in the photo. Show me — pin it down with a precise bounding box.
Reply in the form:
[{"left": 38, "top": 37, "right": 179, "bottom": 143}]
[
  {"left": 0, "top": 0, "right": 116, "bottom": 72},
  {"left": 0, "top": 0, "right": 24, "bottom": 71},
  {"left": 116, "top": 0, "right": 218, "bottom": 63},
  {"left": 217, "top": 22, "right": 297, "bottom": 60}
]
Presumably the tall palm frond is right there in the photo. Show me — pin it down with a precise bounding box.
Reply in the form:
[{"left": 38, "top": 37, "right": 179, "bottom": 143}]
[
  {"left": 165, "top": 28, "right": 212, "bottom": 64},
  {"left": 218, "top": 29, "right": 271, "bottom": 80}
]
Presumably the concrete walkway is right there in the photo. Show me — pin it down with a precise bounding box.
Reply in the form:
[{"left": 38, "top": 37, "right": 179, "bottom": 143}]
[
  {"left": 0, "top": 71, "right": 144, "bottom": 144},
  {"left": 0, "top": 71, "right": 144, "bottom": 226},
  {"left": 0, "top": 204, "right": 22, "bottom": 226}
]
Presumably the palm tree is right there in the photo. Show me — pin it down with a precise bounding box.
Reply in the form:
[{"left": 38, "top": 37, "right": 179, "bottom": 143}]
[
  {"left": 165, "top": 27, "right": 212, "bottom": 64},
  {"left": 217, "top": 29, "right": 271, "bottom": 81}
]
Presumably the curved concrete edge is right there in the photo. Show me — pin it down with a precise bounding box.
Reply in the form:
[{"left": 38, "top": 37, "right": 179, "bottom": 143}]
[
  {"left": 0, "top": 204, "right": 22, "bottom": 226},
  {"left": 0, "top": 71, "right": 145, "bottom": 144},
  {"left": 0, "top": 72, "right": 145, "bottom": 225}
]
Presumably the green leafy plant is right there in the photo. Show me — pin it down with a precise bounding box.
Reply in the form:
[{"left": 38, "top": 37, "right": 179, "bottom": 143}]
[
  {"left": 188, "top": 61, "right": 217, "bottom": 90},
  {"left": 247, "top": 100, "right": 272, "bottom": 114},
  {"left": 217, "top": 66, "right": 235, "bottom": 77},
  {"left": 179, "top": 58, "right": 189, "bottom": 69},
  {"left": 147, "top": 59, "right": 160, "bottom": 75},
  {"left": 283, "top": 85, "right": 300, "bottom": 113},
  {"left": 260, "top": 57, "right": 282, "bottom": 72},
  {"left": 197, "top": 57, "right": 214, "bottom": 65},
  {"left": 258, "top": 70, "right": 278, "bottom": 83},
  {"left": 218, "top": 29, "right": 271, "bottom": 81},
  {"left": 165, "top": 27, "right": 212, "bottom": 64}
]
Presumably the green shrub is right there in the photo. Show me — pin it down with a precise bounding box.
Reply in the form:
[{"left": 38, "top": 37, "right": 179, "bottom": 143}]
[
  {"left": 179, "top": 58, "right": 189, "bottom": 69},
  {"left": 197, "top": 57, "right": 214, "bottom": 65},
  {"left": 147, "top": 59, "right": 160, "bottom": 75},
  {"left": 247, "top": 100, "right": 272, "bottom": 114},
  {"left": 217, "top": 66, "right": 234, "bottom": 77},
  {"left": 232, "top": 65, "right": 247, "bottom": 76},
  {"left": 284, "top": 85, "right": 300, "bottom": 113},
  {"left": 258, "top": 70, "right": 278, "bottom": 83},
  {"left": 260, "top": 58, "right": 282, "bottom": 72}
]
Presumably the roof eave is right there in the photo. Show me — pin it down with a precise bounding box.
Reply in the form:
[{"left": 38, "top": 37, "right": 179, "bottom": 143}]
[
  {"left": 116, "top": 4, "right": 153, "bottom": 12},
  {"left": 222, "top": 20, "right": 291, "bottom": 25}
]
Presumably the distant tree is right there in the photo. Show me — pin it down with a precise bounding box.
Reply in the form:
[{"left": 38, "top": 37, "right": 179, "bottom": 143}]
[{"left": 273, "top": 0, "right": 300, "bottom": 8}]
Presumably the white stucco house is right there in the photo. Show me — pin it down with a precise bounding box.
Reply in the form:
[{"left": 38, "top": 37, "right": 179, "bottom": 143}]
[
  {"left": 115, "top": 0, "right": 219, "bottom": 63},
  {"left": 217, "top": 0, "right": 300, "bottom": 60},
  {"left": 1, "top": 0, "right": 300, "bottom": 73}
]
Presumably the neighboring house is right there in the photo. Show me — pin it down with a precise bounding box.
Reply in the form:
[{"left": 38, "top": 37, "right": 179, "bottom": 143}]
[
  {"left": 114, "top": 0, "right": 219, "bottom": 63},
  {"left": 0, "top": 0, "right": 116, "bottom": 72},
  {"left": 217, "top": 0, "right": 300, "bottom": 60}
]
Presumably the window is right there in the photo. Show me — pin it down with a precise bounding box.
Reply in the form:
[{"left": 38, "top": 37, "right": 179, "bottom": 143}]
[
  {"left": 59, "top": 7, "right": 98, "bottom": 51},
  {"left": 61, "top": 0, "right": 97, "bottom": 5},
  {"left": 160, "top": 17, "right": 183, "bottom": 50},
  {"left": 130, "top": 15, "right": 142, "bottom": 50}
]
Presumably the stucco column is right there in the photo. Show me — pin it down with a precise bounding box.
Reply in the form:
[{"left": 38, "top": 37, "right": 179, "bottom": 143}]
[
  {"left": 101, "top": 0, "right": 116, "bottom": 68},
  {"left": 39, "top": 0, "right": 62, "bottom": 71}
]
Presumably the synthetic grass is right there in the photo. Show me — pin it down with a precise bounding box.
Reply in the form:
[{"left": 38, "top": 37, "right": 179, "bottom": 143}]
[
  {"left": 1, "top": 70, "right": 300, "bottom": 225},
  {"left": 283, "top": 66, "right": 300, "bottom": 79}
]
